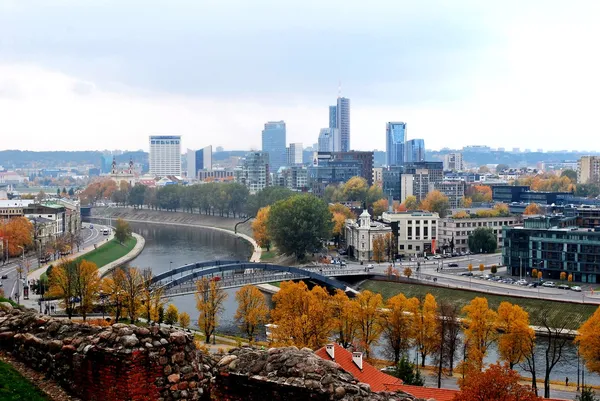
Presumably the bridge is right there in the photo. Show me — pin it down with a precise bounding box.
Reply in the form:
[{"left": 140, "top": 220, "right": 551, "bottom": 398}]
[{"left": 152, "top": 260, "right": 365, "bottom": 298}]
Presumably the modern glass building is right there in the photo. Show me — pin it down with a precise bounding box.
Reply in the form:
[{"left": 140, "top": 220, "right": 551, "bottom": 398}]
[
  {"left": 336, "top": 97, "right": 351, "bottom": 152},
  {"left": 404, "top": 139, "right": 426, "bottom": 163},
  {"left": 261, "top": 121, "right": 287, "bottom": 173},
  {"left": 186, "top": 146, "right": 212, "bottom": 179},
  {"left": 329, "top": 105, "right": 337, "bottom": 129},
  {"left": 503, "top": 216, "right": 600, "bottom": 283},
  {"left": 385, "top": 122, "right": 406, "bottom": 166},
  {"left": 318, "top": 128, "right": 340, "bottom": 152}
]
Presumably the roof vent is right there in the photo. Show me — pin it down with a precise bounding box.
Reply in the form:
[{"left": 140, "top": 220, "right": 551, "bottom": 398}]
[
  {"left": 326, "top": 344, "right": 335, "bottom": 360},
  {"left": 352, "top": 352, "right": 363, "bottom": 370}
]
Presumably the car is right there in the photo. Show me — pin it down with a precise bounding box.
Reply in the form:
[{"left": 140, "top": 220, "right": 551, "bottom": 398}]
[
  {"left": 340, "top": 261, "right": 347, "bottom": 267},
  {"left": 367, "top": 264, "right": 374, "bottom": 269},
  {"left": 0, "top": 275, "right": 7, "bottom": 280},
  {"left": 433, "top": 255, "right": 442, "bottom": 259},
  {"left": 542, "top": 281, "right": 556, "bottom": 288},
  {"left": 381, "top": 366, "right": 396, "bottom": 373},
  {"left": 460, "top": 272, "right": 473, "bottom": 276},
  {"left": 338, "top": 249, "right": 347, "bottom": 256},
  {"left": 571, "top": 286, "right": 582, "bottom": 292},
  {"left": 527, "top": 282, "right": 539, "bottom": 288},
  {"left": 89, "top": 224, "right": 94, "bottom": 229},
  {"left": 557, "top": 284, "right": 570, "bottom": 290},
  {"left": 448, "top": 263, "right": 459, "bottom": 268},
  {"left": 516, "top": 279, "right": 528, "bottom": 286}
]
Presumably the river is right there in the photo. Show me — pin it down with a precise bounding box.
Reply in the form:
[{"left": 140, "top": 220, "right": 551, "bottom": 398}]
[{"left": 126, "top": 220, "right": 596, "bottom": 386}]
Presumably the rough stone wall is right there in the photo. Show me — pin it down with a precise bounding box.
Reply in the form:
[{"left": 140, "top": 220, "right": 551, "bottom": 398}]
[{"left": 0, "top": 307, "right": 207, "bottom": 401}]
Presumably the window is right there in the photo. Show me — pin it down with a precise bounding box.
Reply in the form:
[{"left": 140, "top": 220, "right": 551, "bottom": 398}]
[
  {"left": 424, "top": 226, "right": 429, "bottom": 238},
  {"left": 408, "top": 227, "right": 412, "bottom": 238},
  {"left": 408, "top": 244, "right": 413, "bottom": 250},
  {"left": 399, "top": 245, "right": 405, "bottom": 250},
  {"left": 416, "top": 227, "right": 420, "bottom": 238},
  {"left": 416, "top": 245, "right": 420, "bottom": 251},
  {"left": 408, "top": 220, "right": 412, "bottom": 224}
]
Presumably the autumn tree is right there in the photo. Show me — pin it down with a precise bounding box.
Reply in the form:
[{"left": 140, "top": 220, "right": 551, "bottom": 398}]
[
  {"left": 403, "top": 195, "right": 418, "bottom": 211},
  {"left": 461, "top": 197, "right": 473, "bottom": 207},
  {"left": 576, "top": 307, "right": 600, "bottom": 375},
  {"left": 234, "top": 285, "right": 269, "bottom": 342},
  {"left": 342, "top": 176, "right": 368, "bottom": 202},
  {"left": 74, "top": 260, "right": 101, "bottom": 321},
  {"left": 420, "top": 190, "right": 450, "bottom": 217},
  {"left": 372, "top": 198, "right": 389, "bottom": 217},
  {"left": 179, "top": 312, "right": 190, "bottom": 329},
  {"left": 381, "top": 293, "right": 418, "bottom": 364},
  {"left": 100, "top": 270, "right": 127, "bottom": 322},
  {"left": 355, "top": 290, "right": 383, "bottom": 358},
  {"left": 467, "top": 185, "right": 493, "bottom": 203},
  {"left": 403, "top": 267, "right": 412, "bottom": 279},
  {"left": 453, "top": 211, "right": 470, "bottom": 219},
  {"left": 0, "top": 217, "right": 34, "bottom": 257},
  {"left": 496, "top": 302, "right": 534, "bottom": 369},
  {"left": 372, "top": 235, "right": 386, "bottom": 263},
  {"left": 462, "top": 297, "right": 498, "bottom": 372},
  {"left": 47, "top": 259, "right": 78, "bottom": 319},
  {"left": 524, "top": 203, "right": 542, "bottom": 215},
  {"left": 165, "top": 303, "right": 179, "bottom": 325},
  {"left": 367, "top": 184, "right": 385, "bottom": 205},
  {"left": 331, "top": 289, "right": 359, "bottom": 348},
  {"left": 196, "top": 277, "right": 228, "bottom": 344},
  {"left": 114, "top": 218, "right": 131, "bottom": 244},
  {"left": 329, "top": 203, "right": 354, "bottom": 219},
  {"left": 140, "top": 268, "right": 165, "bottom": 323},
  {"left": 331, "top": 212, "right": 347, "bottom": 247},
  {"left": 454, "top": 363, "right": 542, "bottom": 401},
  {"left": 119, "top": 266, "right": 145, "bottom": 323},
  {"left": 252, "top": 206, "right": 271, "bottom": 251},
  {"left": 414, "top": 294, "right": 440, "bottom": 367},
  {"left": 432, "top": 302, "right": 461, "bottom": 387},
  {"left": 534, "top": 309, "right": 570, "bottom": 398}
]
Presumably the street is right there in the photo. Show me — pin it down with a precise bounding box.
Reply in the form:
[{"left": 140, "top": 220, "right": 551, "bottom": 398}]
[{"left": 0, "top": 223, "right": 112, "bottom": 305}]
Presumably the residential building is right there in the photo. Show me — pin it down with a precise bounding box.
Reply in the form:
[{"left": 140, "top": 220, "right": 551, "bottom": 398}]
[
  {"left": 275, "top": 166, "right": 309, "bottom": 191},
  {"left": 336, "top": 97, "right": 351, "bottom": 152},
  {"left": 187, "top": 146, "right": 213, "bottom": 179},
  {"left": 403, "top": 161, "right": 443, "bottom": 203},
  {"left": 0, "top": 199, "right": 33, "bottom": 220},
  {"left": 345, "top": 209, "right": 391, "bottom": 261},
  {"left": 261, "top": 121, "right": 287, "bottom": 173},
  {"left": 382, "top": 211, "right": 439, "bottom": 256},
  {"left": 400, "top": 174, "right": 414, "bottom": 203},
  {"left": 328, "top": 105, "right": 337, "bottom": 129},
  {"left": 385, "top": 122, "right": 406, "bottom": 166},
  {"left": 503, "top": 216, "right": 600, "bottom": 283},
  {"left": 286, "top": 143, "right": 303, "bottom": 166},
  {"left": 443, "top": 153, "right": 464, "bottom": 171},
  {"left": 318, "top": 128, "right": 340, "bottom": 152},
  {"left": 0, "top": 171, "right": 25, "bottom": 185},
  {"left": 149, "top": 135, "right": 182, "bottom": 178},
  {"left": 439, "top": 215, "right": 520, "bottom": 254},
  {"left": 372, "top": 167, "right": 383, "bottom": 184},
  {"left": 435, "top": 181, "right": 466, "bottom": 209},
  {"left": 235, "top": 152, "right": 270, "bottom": 194},
  {"left": 564, "top": 205, "right": 600, "bottom": 228},
  {"left": 404, "top": 139, "right": 426, "bottom": 163},
  {"left": 333, "top": 151, "right": 374, "bottom": 185},
  {"left": 578, "top": 156, "right": 600, "bottom": 184},
  {"left": 197, "top": 169, "right": 235, "bottom": 182}
]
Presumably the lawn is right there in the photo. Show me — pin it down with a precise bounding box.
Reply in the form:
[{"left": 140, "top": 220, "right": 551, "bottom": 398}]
[
  {"left": 0, "top": 360, "right": 49, "bottom": 401},
  {"left": 361, "top": 279, "right": 599, "bottom": 330},
  {"left": 260, "top": 249, "right": 278, "bottom": 261},
  {"left": 76, "top": 236, "right": 137, "bottom": 268}
]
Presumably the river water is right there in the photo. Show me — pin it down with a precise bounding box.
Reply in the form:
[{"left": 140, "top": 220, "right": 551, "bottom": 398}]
[{"left": 126, "top": 220, "right": 596, "bottom": 386}]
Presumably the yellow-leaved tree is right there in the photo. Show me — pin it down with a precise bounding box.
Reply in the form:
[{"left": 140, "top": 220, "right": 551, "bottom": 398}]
[
  {"left": 355, "top": 290, "right": 383, "bottom": 358},
  {"left": 420, "top": 190, "right": 450, "bottom": 217},
  {"left": 196, "top": 277, "right": 228, "bottom": 344},
  {"left": 372, "top": 199, "right": 389, "bottom": 217},
  {"left": 331, "top": 289, "right": 359, "bottom": 348},
  {"left": 414, "top": 294, "right": 441, "bottom": 367},
  {"left": 576, "top": 307, "right": 600, "bottom": 374},
  {"left": 331, "top": 212, "right": 347, "bottom": 247},
  {"left": 75, "top": 260, "right": 101, "bottom": 321},
  {"left": 381, "top": 293, "right": 418, "bottom": 364},
  {"left": 165, "top": 303, "right": 179, "bottom": 325},
  {"left": 47, "top": 259, "right": 78, "bottom": 319},
  {"left": 234, "top": 285, "right": 269, "bottom": 342},
  {"left": 461, "top": 297, "right": 498, "bottom": 374},
  {"left": 496, "top": 302, "right": 535, "bottom": 369},
  {"left": 179, "top": 312, "right": 191, "bottom": 329},
  {"left": 372, "top": 235, "right": 386, "bottom": 263},
  {"left": 342, "top": 176, "right": 369, "bottom": 202},
  {"left": 523, "top": 203, "right": 542, "bottom": 215},
  {"left": 252, "top": 206, "right": 271, "bottom": 251},
  {"left": 403, "top": 195, "right": 418, "bottom": 211}
]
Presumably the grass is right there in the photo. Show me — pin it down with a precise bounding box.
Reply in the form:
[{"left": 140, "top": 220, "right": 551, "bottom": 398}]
[
  {"left": 361, "top": 279, "right": 598, "bottom": 330},
  {"left": 0, "top": 297, "right": 17, "bottom": 307},
  {"left": 75, "top": 236, "right": 137, "bottom": 268},
  {"left": 0, "top": 360, "right": 49, "bottom": 401},
  {"left": 260, "top": 248, "right": 278, "bottom": 261}
]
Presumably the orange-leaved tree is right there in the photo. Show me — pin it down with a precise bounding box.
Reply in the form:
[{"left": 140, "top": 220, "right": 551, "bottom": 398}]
[
  {"left": 0, "top": 216, "right": 33, "bottom": 257},
  {"left": 420, "top": 190, "right": 450, "bottom": 217},
  {"left": 331, "top": 212, "right": 347, "bottom": 247},
  {"left": 331, "top": 289, "right": 359, "bottom": 348},
  {"left": 496, "top": 302, "right": 534, "bottom": 369},
  {"left": 576, "top": 306, "right": 600, "bottom": 374},
  {"left": 524, "top": 203, "right": 542, "bottom": 215},
  {"left": 252, "top": 206, "right": 271, "bottom": 251},
  {"left": 462, "top": 297, "right": 498, "bottom": 373},
  {"left": 453, "top": 363, "right": 542, "bottom": 401},
  {"left": 414, "top": 294, "right": 441, "bottom": 367},
  {"left": 404, "top": 267, "right": 413, "bottom": 278},
  {"left": 47, "top": 259, "right": 78, "bottom": 319},
  {"left": 74, "top": 260, "right": 101, "bottom": 321},
  {"left": 234, "top": 285, "right": 269, "bottom": 342},
  {"left": 372, "top": 235, "right": 386, "bottom": 263},
  {"left": 196, "top": 277, "right": 228, "bottom": 344},
  {"left": 403, "top": 195, "right": 418, "bottom": 211},
  {"left": 560, "top": 271, "right": 567, "bottom": 281},
  {"left": 328, "top": 203, "right": 354, "bottom": 219},
  {"left": 381, "top": 293, "right": 418, "bottom": 364},
  {"left": 355, "top": 290, "right": 383, "bottom": 358}
]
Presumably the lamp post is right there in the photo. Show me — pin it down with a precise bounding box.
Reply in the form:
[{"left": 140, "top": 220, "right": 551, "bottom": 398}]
[{"left": 100, "top": 290, "right": 105, "bottom": 320}]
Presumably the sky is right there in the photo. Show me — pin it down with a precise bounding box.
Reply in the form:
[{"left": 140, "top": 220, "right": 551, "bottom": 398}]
[{"left": 1, "top": 0, "right": 599, "bottom": 152}]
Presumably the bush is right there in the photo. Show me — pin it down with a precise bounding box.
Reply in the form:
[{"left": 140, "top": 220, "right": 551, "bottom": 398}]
[
  {"left": 491, "top": 265, "right": 498, "bottom": 274},
  {"left": 165, "top": 304, "right": 179, "bottom": 325}
]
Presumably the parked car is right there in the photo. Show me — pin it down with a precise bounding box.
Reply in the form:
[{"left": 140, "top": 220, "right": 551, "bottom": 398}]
[
  {"left": 460, "top": 272, "right": 473, "bottom": 277},
  {"left": 433, "top": 255, "right": 442, "bottom": 259},
  {"left": 211, "top": 276, "right": 222, "bottom": 282},
  {"left": 516, "top": 279, "right": 528, "bottom": 286},
  {"left": 448, "top": 263, "right": 459, "bottom": 268},
  {"left": 542, "top": 281, "right": 556, "bottom": 288},
  {"left": 527, "top": 282, "right": 539, "bottom": 288},
  {"left": 367, "top": 264, "right": 374, "bottom": 270},
  {"left": 557, "top": 284, "right": 570, "bottom": 290},
  {"left": 571, "top": 286, "right": 582, "bottom": 292},
  {"left": 340, "top": 261, "right": 347, "bottom": 267},
  {"left": 1, "top": 275, "right": 8, "bottom": 280}
]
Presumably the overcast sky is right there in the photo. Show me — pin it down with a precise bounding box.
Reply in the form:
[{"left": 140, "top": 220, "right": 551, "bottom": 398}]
[{"left": 1, "top": 0, "right": 599, "bottom": 152}]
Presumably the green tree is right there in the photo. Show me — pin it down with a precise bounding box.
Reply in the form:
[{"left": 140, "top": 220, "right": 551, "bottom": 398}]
[
  {"left": 342, "top": 176, "right": 368, "bottom": 202},
  {"left": 268, "top": 195, "right": 334, "bottom": 260},
  {"left": 468, "top": 227, "right": 497, "bottom": 254},
  {"left": 390, "top": 356, "right": 424, "bottom": 386},
  {"left": 496, "top": 164, "right": 509, "bottom": 173},
  {"left": 114, "top": 218, "right": 132, "bottom": 244},
  {"left": 561, "top": 169, "right": 578, "bottom": 183},
  {"left": 68, "top": 187, "right": 75, "bottom": 196},
  {"left": 128, "top": 184, "right": 147, "bottom": 209},
  {"left": 403, "top": 195, "right": 418, "bottom": 211},
  {"left": 366, "top": 184, "right": 385, "bottom": 205},
  {"left": 246, "top": 186, "right": 294, "bottom": 216},
  {"left": 577, "top": 387, "right": 599, "bottom": 401}
]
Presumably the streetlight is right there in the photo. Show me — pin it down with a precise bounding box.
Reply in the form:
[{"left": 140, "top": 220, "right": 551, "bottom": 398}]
[{"left": 100, "top": 290, "right": 105, "bottom": 320}]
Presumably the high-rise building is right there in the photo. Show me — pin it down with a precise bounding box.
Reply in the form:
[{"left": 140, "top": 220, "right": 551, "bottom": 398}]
[
  {"left": 149, "top": 135, "right": 182, "bottom": 177},
  {"left": 404, "top": 139, "right": 426, "bottom": 163},
  {"left": 578, "top": 156, "right": 600, "bottom": 184},
  {"left": 286, "top": 143, "right": 303, "bottom": 166},
  {"left": 235, "top": 151, "right": 270, "bottom": 194},
  {"left": 443, "top": 153, "right": 464, "bottom": 171},
  {"left": 336, "top": 97, "right": 350, "bottom": 152},
  {"left": 187, "top": 146, "right": 212, "bottom": 179},
  {"left": 318, "top": 128, "right": 340, "bottom": 152},
  {"left": 329, "top": 105, "right": 337, "bottom": 129},
  {"left": 385, "top": 122, "right": 406, "bottom": 166},
  {"left": 261, "top": 121, "right": 287, "bottom": 173}
]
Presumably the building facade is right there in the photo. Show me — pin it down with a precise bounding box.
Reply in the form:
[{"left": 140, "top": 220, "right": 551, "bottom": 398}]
[
  {"left": 149, "top": 135, "right": 182, "bottom": 178},
  {"left": 440, "top": 215, "right": 520, "bottom": 254},
  {"left": 336, "top": 97, "right": 351, "bottom": 152},
  {"left": 443, "top": 153, "right": 464, "bottom": 171},
  {"left": 372, "top": 167, "right": 383, "bottom": 184},
  {"left": 197, "top": 169, "right": 235, "bottom": 182},
  {"left": 261, "top": 121, "right": 286, "bottom": 173},
  {"left": 286, "top": 143, "right": 303, "bottom": 166},
  {"left": 404, "top": 139, "right": 426, "bottom": 163},
  {"left": 235, "top": 152, "right": 270, "bottom": 194},
  {"left": 345, "top": 209, "right": 391, "bottom": 261},
  {"left": 329, "top": 105, "right": 337, "bottom": 129},
  {"left": 318, "top": 128, "right": 340, "bottom": 152},
  {"left": 187, "top": 146, "right": 212, "bottom": 179},
  {"left": 578, "top": 156, "right": 600, "bottom": 184},
  {"left": 382, "top": 211, "right": 439, "bottom": 257},
  {"left": 276, "top": 167, "right": 309, "bottom": 191},
  {"left": 435, "top": 181, "right": 466, "bottom": 209},
  {"left": 403, "top": 161, "right": 443, "bottom": 203},
  {"left": 385, "top": 122, "right": 406, "bottom": 166}
]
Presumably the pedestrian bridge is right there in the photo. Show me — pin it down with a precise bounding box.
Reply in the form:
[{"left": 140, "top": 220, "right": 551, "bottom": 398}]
[{"left": 152, "top": 260, "right": 365, "bottom": 298}]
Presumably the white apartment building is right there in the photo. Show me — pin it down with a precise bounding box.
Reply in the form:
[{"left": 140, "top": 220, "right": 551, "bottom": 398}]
[
  {"left": 382, "top": 211, "right": 439, "bottom": 256},
  {"left": 286, "top": 143, "right": 303, "bottom": 166},
  {"left": 438, "top": 215, "right": 521, "bottom": 253},
  {"left": 443, "top": 153, "right": 464, "bottom": 171},
  {"left": 149, "top": 135, "right": 182, "bottom": 178}
]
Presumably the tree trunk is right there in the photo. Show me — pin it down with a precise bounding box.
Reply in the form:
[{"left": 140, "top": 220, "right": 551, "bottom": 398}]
[
  {"left": 544, "top": 371, "right": 551, "bottom": 398},
  {"left": 421, "top": 351, "right": 426, "bottom": 368}
]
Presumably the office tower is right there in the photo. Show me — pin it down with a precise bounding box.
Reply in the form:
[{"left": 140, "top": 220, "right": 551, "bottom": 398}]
[
  {"left": 385, "top": 122, "right": 407, "bottom": 166},
  {"left": 318, "top": 128, "right": 340, "bottom": 152},
  {"left": 261, "top": 121, "right": 287, "bottom": 173},
  {"left": 443, "top": 153, "right": 464, "bottom": 171},
  {"left": 286, "top": 143, "right": 303, "bottom": 166},
  {"left": 336, "top": 97, "right": 350, "bottom": 152},
  {"left": 187, "top": 146, "right": 213, "bottom": 179},
  {"left": 149, "top": 135, "right": 182, "bottom": 177},
  {"left": 236, "top": 151, "right": 270, "bottom": 194},
  {"left": 404, "top": 139, "right": 426, "bottom": 163},
  {"left": 578, "top": 156, "right": 600, "bottom": 184},
  {"left": 329, "top": 105, "right": 337, "bottom": 129}
]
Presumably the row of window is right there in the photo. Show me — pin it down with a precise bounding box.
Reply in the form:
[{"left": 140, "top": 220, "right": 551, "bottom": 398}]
[
  {"left": 406, "top": 220, "right": 436, "bottom": 225},
  {"left": 447, "top": 220, "right": 515, "bottom": 228}
]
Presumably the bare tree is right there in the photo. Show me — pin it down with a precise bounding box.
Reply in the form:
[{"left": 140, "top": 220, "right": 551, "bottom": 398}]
[
  {"left": 536, "top": 309, "right": 570, "bottom": 399},
  {"left": 520, "top": 335, "right": 538, "bottom": 396},
  {"left": 432, "top": 302, "right": 461, "bottom": 388}
]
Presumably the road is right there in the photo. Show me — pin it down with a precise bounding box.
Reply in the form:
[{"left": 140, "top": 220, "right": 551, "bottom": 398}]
[{"left": 0, "top": 223, "right": 112, "bottom": 306}]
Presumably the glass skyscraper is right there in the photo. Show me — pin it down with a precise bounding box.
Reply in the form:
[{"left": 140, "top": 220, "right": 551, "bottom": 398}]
[
  {"left": 261, "top": 121, "right": 287, "bottom": 173},
  {"left": 329, "top": 105, "right": 337, "bottom": 129},
  {"left": 404, "top": 139, "right": 426, "bottom": 163},
  {"left": 385, "top": 122, "right": 406, "bottom": 166},
  {"left": 336, "top": 97, "right": 350, "bottom": 152}
]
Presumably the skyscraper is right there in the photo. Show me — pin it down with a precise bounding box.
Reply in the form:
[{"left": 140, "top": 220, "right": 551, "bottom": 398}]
[
  {"left": 385, "top": 122, "right": 407, "bottom": 166},
  {"left": 329, "top": 105, "right": 337, "bottom": 129},
  {"left": 336, "top": 97, "right": 350, "bottom": 152},
  {"left": 261, "top": 121, "right": 287, "bottom": 173},
  {"left": 236, "top": 151, "right": 270, "bottom": 194},
  {"left": 149, "top": 135, "right": 182, "bottom": 177},
  {"left": 187, "top": 146, "right": 212, "bottom": 179},
  {"left": 286, "top": 143, "right": 303, "bottom": 166},
  {"left": 404, "top": 139, "right": 426, "bottom": 163},
  {"left": 318, "top": 128, "right": 340, "bottom": 152}
]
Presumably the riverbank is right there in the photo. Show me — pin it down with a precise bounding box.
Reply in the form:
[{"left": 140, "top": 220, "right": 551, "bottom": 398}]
[
  {"left": 98, "top": 233, "right": 145, "bottom": 277},
  {"left": 91, "top": 207, "right": 261, "bottom": 262}
]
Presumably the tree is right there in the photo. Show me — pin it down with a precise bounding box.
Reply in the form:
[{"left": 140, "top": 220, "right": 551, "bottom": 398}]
[
  {"left": 537, "top": 270, "right": 542, "bottom": 280},
  {"left": 372, "top": 198, "right": 388, "bottom": 217},
  {"left": 366, "top": 184, "right": 385, "bottom": 205},
  {"left": 246, "top": 186, "right": 294, "bottom": 216},
  {"left": 128, "top": 184, "right": 147, "bottom": 209},
  {"left": 196, "top": 277, "right": 227, "bottom": 344},
  {"left": 432, "top": 302, "right": 461, "bottom": 387},
  {"left": 535, "top": 309, "right": 570, "bottom": 398},
  {"left": 496, "top": 302, "right": 534, "bottom": 369},
  {"left": 568, "top": 274, "right": 573, "bottom": 282},
  {"left": 390, "top": 356, "right": 424, "bottom": 386},
  {"left": 461, "top": 197, "right": 473, "bottom": 208},
  {"left": 252, "top": 206, "right": 271, "bottom": 251},
  {"left": 479, "top": 264, "right": 484, "bottom": 273},
  {"left": 120, "top": 266, "right": 144, "bottom": 323},
  {"left": 467, "top": 185, "right": 493, "bottom": 203},
  {"left": 329, "top": 203, "right": 354, "bottom": 219},
  {"left": 453, "top": 363, "right": 542, "bottom": 401},
  {"left": 403, "top": 195, "right": 418, "bottom": 211},
  {"left": 0, "top": 216, "right": 34, "bottom": 257},
  {"left": 140, "top": 268, "right": 164, "bottom": 323},
  {"left": 114, "top": 218, "right": 132, "bottom": 244},
  {"left": 355, "top": 290, "right": 383, "bottom": 358},
  {"left": 234, "top": 285, "right": 269, "bottom": 342},
  {"left": 524, "top": 203, "right": 542, "bottom": 215},
  {"left": 331, "top": 289, "right": 359, "bottom": 348},
  {"left": 468, "top": 264, "right": 473, "bottom": 272},
  {"left": 47, "top": 259, "right": 78, "bottom": 319},
  {"left": 331, "top": 212, "right": 347, "bottom": 247},
  {"left": 68, "top": 187, "right": 75, "bottom": 197},
  {"left": 179, "top": 312, "right": 190, "bottom": 329},
  {"left": 577, "top": 387, "right": 599, "bottom": 401},
  {"left": 100, "top": 269, "right": 127, "bottom": 323},
  {"left": 478, "top": 165, "right": 490, "bottom": 174},
  {"left": 420, "top": 190, "right": 450, "bottom": 217},
  {"left": 372, "top": 235, "right": 386, "bottom": 263},
  {"left": 165, "top": 304, "right": 179, "bottom": 325},
  {"left": 531, "top": 268, "right": 538, "bottom": 279},
  {"left": 381, "top": 293, "right": 417, "bottom": 364},
  {"left": 468, "top": 227, "right": 497, "bottom": 254},
  {"left": 268, "top": 195, "right": 333, "bottom": 260},
  {"left": 414, "top": 294, "right": 440, "bottom": 367},
  {"left": 496, "top": 164, "right": 510, "bottom": 173},
  {"left": 342, "top": 176, "right": 368, "bottom": 202},
  {"left": 453, "top": 210, "right": 470, "bottom": 219},
  {"left": 74, "top": 260, "right": 101, "bottom": 321},
  {"left": 403, "top": 267, "right": 412, "bottom": 279},
  {"left": 576, "top": 307, "right": 600, "bottom": 374},
  {"left": 560, "top": 271, "right": 567, "bottom": 281},
  {"left": 462, "top": 297, "right": 498, "bottom": 372}
]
